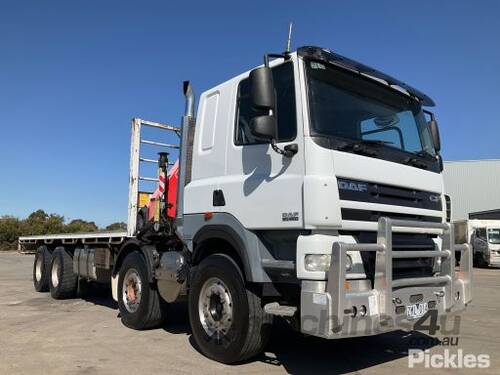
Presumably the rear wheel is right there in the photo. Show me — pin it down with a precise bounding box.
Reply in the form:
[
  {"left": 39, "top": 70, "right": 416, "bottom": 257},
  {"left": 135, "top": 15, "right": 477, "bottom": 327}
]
[
  {"left": 117, "top": 251, "right": 165, "bottom": 329},
  {"left": 49, "top": 247, "right": 78, "bottom": 299},
  {"left": 188, "top": 254, "right": 272, "bottom": 364},
  {"left": 33, "top": 245, "right": 50, "bottom": 292},
  {"left": 77, "top": 277, "right": 91, "bottom": 297}
]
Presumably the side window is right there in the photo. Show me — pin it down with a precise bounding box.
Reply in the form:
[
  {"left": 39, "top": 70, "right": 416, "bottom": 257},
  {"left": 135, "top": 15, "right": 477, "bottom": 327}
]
[
  {"left": 200, "top": 91, "right": 219, "bottom": 151},
  {"left": 235, "top": 62, "right": 296, "bottom": 145}
]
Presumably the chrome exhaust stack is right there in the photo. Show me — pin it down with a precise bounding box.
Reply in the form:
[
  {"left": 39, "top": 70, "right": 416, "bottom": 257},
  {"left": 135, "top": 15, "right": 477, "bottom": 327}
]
[{"left": 176, "top": 81, "right": 196, "bottom": 237}]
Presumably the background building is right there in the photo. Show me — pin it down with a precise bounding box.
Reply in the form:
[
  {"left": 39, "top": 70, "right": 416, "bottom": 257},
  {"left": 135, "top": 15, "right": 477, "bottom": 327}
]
[{"left": 443, "top": 160, "right": 500, "bottom": 221}]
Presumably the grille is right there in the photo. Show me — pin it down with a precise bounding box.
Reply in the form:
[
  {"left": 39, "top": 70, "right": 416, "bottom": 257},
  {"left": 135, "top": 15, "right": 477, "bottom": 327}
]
[
  {"left": 351, "top": 232, "right": 436, "bottom": 283},
  {"left": 410, "top": 294, "right": 424, "bottom": 303},
  {"left": 341, "top": 208, "right": 442, "bottom": 223},
  {"left": 338, "top": 178, "right": 442, "bottom": 211}
]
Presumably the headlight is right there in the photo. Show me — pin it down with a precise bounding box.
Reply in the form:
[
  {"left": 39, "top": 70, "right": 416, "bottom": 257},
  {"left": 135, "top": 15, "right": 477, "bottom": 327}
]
[
  {"left": 305, "top": 254, "right": 331, "bottom": 272},
  {"left": 304, "top": 254, "right": 353, "bottom": 272}
]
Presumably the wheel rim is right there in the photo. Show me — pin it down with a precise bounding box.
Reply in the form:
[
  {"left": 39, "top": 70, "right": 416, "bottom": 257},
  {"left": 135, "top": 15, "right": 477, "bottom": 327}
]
[
  {"left": 35, "top": 256, "right": 43, "bottom": 282},
  {"left": 198, "top": 277, "right": 233, "bottom": 338},
  {"left": 122, "top": 268, "right": 142, "bottom": 313},
  {"left": 51, "top": 257, "right": 60, "bottom": 288}
]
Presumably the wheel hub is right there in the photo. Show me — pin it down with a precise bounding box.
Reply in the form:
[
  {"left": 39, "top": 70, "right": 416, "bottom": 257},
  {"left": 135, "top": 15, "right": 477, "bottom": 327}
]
[
  {"left": 122, "top": 269, "right": 142, "bottom": 313},
  {"left": 35, "top": 257, "right": 43, "bottom": 282},
  {"left": 51, "top": 257, "right": 60, "bottom": 288},
  {"left": 198, "top": 277, "right": 233, "bottom": 338}
]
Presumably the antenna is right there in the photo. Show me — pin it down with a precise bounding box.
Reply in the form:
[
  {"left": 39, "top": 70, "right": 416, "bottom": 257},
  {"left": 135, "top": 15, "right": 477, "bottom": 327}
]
[{"left": 285, "top": 21, "right": 293, "bottom": 54}]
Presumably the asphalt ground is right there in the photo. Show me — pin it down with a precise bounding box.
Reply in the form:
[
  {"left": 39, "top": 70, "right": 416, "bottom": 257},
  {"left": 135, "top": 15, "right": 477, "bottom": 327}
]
[{"left": 0, "top": 252, "right": 498, "bottom": 374}]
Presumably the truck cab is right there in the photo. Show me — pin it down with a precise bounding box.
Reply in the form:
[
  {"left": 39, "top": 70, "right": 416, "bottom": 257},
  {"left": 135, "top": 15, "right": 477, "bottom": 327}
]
[{"left": 186, "top": 47, "right": 443, "bottom": 233}]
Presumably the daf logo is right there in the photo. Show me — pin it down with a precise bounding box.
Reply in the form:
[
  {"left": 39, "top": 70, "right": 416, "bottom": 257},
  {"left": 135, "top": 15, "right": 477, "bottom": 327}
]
[
  {"left": 338, "top": 181, "right": 368, "bottom": 192},
  {"left": 429, "top": 195, "right": 440, "bottom": 203}
]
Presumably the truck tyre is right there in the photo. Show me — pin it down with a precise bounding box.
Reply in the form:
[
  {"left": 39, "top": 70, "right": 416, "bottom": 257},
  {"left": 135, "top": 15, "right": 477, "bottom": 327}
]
[
  {"left": 77, "top": 277, "right": 90, "bottom": 297},
  {"left": 49, "top": 247, "right": 78, "bottom": 299},
  {"left": 117, "top": 251, "right": 165, "bottom": 329},
  {"left": 33, "top": 245, "right": 50, "bottom": 292},
  {"left": 474, "top": 252, "right": 488, "bottom": 268},
  {"left": 188, "top": 254, "right": 273, "bottom": 364}
]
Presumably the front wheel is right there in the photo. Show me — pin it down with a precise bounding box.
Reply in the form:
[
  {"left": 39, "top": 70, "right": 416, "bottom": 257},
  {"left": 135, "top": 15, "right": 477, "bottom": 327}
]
[{"left": 188, "top": 254, "right": 272, "bottom": 364}]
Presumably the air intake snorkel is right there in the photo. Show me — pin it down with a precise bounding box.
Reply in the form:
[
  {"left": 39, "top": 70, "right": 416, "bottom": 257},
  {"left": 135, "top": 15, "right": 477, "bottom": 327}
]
[
  {"left": 183, "top": 81, "right": 195, "bottom": 118},
  {"left": 175, "top": 81, "right": 196, "bottom": 237}
]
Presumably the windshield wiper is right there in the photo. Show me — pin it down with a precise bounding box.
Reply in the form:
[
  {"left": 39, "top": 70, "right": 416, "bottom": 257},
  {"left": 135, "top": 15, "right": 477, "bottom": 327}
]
[
  {"left": 415, "top": 150, "right": 436, "bottom": 160},
  {"left": 404, "top": 150, "right": 437, "bottom": 169},
  {"left": 404, "top": 156, "right": 428, "bottom": 169},
  {"left": 338, "top": 140, "right": 392, "bottom": 156}
]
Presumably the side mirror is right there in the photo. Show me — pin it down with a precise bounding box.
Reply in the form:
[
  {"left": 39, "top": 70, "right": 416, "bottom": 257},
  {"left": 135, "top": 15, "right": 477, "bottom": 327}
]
[
  {"left": 249, "top": 66, "right": 278, "bottom": 140},
  {"left": 250, "top": 115, "right": 277, "bottom": 140},
  {"left": 428, "top": 119, "right": 441, "bottom": 153},
  {"left": 250, "top": 66, "right": 275, "bottom": 110}
]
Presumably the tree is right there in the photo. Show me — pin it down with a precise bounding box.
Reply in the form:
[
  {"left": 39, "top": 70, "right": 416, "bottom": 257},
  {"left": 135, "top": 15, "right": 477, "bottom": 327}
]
[
  {"left": 0, "top": 216, "right": 23, "bottom": 251},
  {"left": 0, "top": 210, "right": 127, "bottom": 250},
  {"left": 64, "top": 219, "right": 98, "bottom": 233},
  {"left": 105, "top": 222, "right": 127, "bottom": 231},
  {"left": 24, "top": 209, "right": 65, "bottom": 235}
]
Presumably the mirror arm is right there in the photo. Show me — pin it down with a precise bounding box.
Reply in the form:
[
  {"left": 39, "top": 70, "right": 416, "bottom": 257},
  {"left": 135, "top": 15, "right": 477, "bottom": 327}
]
[
  {"left": 264, "top": 53, "right": 288, "bottom": 67},
  {"left": 423, "top": 109, "right": 435, "bottom": 121}
]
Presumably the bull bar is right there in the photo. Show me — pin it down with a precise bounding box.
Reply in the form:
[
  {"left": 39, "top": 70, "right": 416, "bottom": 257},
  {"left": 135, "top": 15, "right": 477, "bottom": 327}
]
[{"left": 300, "top": 217, "right": 472, "bottom": 338}]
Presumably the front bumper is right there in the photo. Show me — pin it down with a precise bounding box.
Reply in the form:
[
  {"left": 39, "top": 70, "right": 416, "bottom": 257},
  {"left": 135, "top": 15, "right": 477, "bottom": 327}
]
[{"left": 300, "top": 218, "right": 472, "bottom": 338}]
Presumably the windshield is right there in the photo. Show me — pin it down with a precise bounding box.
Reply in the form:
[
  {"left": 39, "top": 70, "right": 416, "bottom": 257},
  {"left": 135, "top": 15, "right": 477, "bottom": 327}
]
[
  {"left": 305, "top": 60, "right": 436, "bottom": 158},
  {"left": 488, "top": 228, "right": 500, "bottom": 244}
]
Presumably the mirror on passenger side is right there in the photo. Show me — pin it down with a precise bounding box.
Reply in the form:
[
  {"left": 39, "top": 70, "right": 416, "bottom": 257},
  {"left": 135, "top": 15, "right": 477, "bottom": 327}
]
[{"left": 428, "top": 119, "right": 441, "bottom": 153}]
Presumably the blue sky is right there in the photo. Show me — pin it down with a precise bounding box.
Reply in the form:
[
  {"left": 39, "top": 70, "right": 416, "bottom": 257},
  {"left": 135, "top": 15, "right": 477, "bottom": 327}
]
[{"left": 1, "top": 1, "right": 499, "bottom": 226}]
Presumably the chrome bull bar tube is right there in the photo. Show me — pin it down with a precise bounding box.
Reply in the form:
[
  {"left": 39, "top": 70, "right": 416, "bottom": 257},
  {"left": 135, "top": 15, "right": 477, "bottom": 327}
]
[{"left": 326, "top": 217, "right": 472, "bottom": 335}]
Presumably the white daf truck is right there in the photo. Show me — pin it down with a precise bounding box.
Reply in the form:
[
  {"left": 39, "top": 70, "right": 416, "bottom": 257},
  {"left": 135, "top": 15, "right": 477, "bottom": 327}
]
[
  {"left": 455, "top": 219, "right": 500, "bottom": 267},
  {"left": 19, "top": 45, "right": 472, "bottom": 364}
]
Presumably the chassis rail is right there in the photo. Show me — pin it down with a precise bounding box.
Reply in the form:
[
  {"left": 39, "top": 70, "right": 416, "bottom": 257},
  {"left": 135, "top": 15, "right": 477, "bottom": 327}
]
[{"left": 18, "top": 231, "right": 128, "bottom": 253}]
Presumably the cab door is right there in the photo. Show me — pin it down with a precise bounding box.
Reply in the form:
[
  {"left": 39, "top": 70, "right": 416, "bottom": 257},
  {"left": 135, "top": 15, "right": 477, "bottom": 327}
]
[{"left": 222, "top": 60, "right": 305, "bottom": 229}]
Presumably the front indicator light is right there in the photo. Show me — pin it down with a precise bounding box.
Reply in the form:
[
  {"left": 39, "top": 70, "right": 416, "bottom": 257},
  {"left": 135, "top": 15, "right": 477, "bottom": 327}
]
[{"left": 346, "top": 254, "right": 353, "bottom": 271}]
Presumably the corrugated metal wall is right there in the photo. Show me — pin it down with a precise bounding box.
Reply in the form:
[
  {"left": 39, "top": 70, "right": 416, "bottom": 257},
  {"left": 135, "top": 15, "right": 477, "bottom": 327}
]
[{"left": 443, "top": 160, "right": 500, "bottom": 221}]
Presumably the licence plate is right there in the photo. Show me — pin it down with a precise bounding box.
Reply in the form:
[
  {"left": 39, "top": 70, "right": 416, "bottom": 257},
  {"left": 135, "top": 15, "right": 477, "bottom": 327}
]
[{"left": 406, "top": 302, "right": 428, "bottom": 320}]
